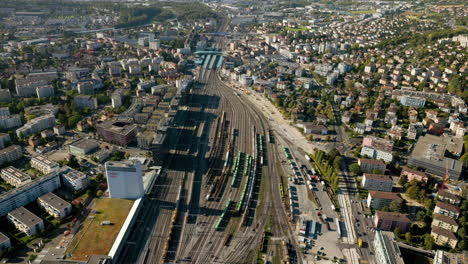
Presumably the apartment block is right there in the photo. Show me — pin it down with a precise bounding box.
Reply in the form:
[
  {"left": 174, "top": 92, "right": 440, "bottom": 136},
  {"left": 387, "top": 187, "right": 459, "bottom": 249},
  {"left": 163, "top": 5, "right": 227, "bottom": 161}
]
[
  {"left": 0, "top": 232, "right": 11, "bottom": 250},
  {"left": 358, "top": 158, "right": 386, "bottom": 173},
  {"left": 16, "top": 114, "right": 55, "bottom": 138},
  {"left": 0, "top": 170, "right": 61, "bottom": 216},
  {"left": 361, "top": 136, "right": 394, "bottom": 162},
  {"left": 60, "top": 166, "right": 89, "bottom": 191},
  {"left": 373, "top": 231, "right": 405, "bottom": 264},
  {"left": 434, "top": 201, "right": 460, "bottom": 219},
  {"left": 374, "top": 211, "right": 411, "bottom": 233},
  {"left": 37, "top": 192, "right": 71, "bottom": 219},
  {"left": 367, "top": 191, "right": 402, "bottom": 210},
  {"left": 0, "top": 145, "right": 23, "bottom": 166},
  {"left": 0, "top": 113, "right": 22, "bottom": 130},
  {"left": 432, "top": 213, "right": 459, "bottom": 232},
  {"left": 400, "top": 166, "right": 429, "bottom": 183},
  {"left": 437, "top": 190, "right": 462, "bottom": 206},
  {"left": 362, "top": 174, "right": 393, "bottom": 192},
  {"left": 7, "top": 207, "right": 44, "bottom": 236},
  {"left": 431, "top": 226, "right": 458, "bottom": 249},
  {"left": 74, "top": 95, "right": 98, "bottom": 109},
  {"left": 31, "top": 155, "right": 59, "bottom": 174},
  {"left": 1, "top": 166, "right": 31, "bottom": 187},
  {"left": 96, "top": 120, "right": 137, "bottom": 146}
]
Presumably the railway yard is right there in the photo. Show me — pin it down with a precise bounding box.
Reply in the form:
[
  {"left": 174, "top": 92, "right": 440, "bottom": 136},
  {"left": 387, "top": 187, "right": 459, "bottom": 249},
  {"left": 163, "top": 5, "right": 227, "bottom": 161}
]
[{"left": 117, "top": 22, "right": 345, "bottom": 264}]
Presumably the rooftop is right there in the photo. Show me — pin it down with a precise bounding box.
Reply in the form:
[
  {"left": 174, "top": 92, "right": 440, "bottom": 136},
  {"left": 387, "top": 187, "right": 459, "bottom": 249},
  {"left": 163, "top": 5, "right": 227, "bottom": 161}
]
[
  {"left": 8, "top": 207, "right": 42, "bottom": 227},
  {"left": 376, "top": 211, "right": 411, "bottom": 223},
  {"left": 32, "top": 154, "right": 59, "bottom": 168},
  {"left": 438, "top": 190, "right": 461, "bottom": 203},
  {"left": 359, "top": 158, "right": 386, "bottom": 165},
  {"left": 401, "top": 166, "right": 427, "bottom": 177},
  {"left": 97, "top": 120, "right": 137, "bottom": 136},
  {"left": 364, "top": 173, "right": 393, "bottom": 182},
  {"left": 0, "top": 232, "right": 9, "bottom": 244},
  {"left": 66, "top": 198, "right": 134, "bottom": 261},
  {"left": 374, "top": 231, "right": 405, "bottom": 264},
  {"left": 410, "top": 135, "right": 463, "bottom": 172},
  {"left": 1, "top": 166, "right": 31, "bottom": 182},
  {"left": 39, "top": 192, "right": 71, "bottom": 211},
  {"left": 369, "top": 191, "right": 401, "bottom": 200},
  {"left": 61, "top": 166, "right": 87, "bottom": 181},
  {"left": 431, "top": 226, "right": 458, "bottom": 240},
  {"left": 433, "top": 213, "right": 458, "bottom": 227},
  {"left": 70, "top": 139, "right": 99, "bottom": 151},
  {"left": 436, "top": 201, "right": 461, "bottom": 213}
]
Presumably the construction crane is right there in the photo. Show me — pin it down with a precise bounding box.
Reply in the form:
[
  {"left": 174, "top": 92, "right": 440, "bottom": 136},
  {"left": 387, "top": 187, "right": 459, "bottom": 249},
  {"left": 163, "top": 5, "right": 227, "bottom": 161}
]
[{"left": 439, "top": 160, "right": 449, "bottom": 191}]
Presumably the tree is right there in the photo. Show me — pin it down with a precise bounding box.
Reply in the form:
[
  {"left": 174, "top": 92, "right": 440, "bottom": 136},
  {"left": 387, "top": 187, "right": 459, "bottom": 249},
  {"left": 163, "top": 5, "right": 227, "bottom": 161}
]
[
  {"left": 423, "top": 234, "right": 435, "bottom": 250},
  {"left": 416, "top": 210, "right": 425, "bottom": 221},
  {"left": 457, "top": 227, "right": 466, "bottom": 239},
  {"left": 398, "top": 175, "right": 408, "bottom": 186},
  {"left": 96, "top": 190, "right": 103, "bottom": 197},
  {"left": 458, "top": 239, "right": 467, "bottom": 250},
  {"left": 349, "top": 163, "right": 360, "bottom": 175},
  {"left": 394, "top": 228, "right": 402, "bottom": 238},
  {"left": 405, "top": 232, "right": 412, "bottom": 242},
  {"left": 389, "top": 200, "right": 404, "bottom": 213}
]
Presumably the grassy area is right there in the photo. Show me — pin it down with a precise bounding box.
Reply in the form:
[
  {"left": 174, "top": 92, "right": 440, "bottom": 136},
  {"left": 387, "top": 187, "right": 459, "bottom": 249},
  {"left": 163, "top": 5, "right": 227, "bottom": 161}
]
[
  {"left": 350, "top": 10, "right": 376, "bottom": 14},
  {"left": 67, "top": 198, "right": 134, "bottom": 261},
  {"left": 285, "top": 26, "right": 309, "bottom": 31}
]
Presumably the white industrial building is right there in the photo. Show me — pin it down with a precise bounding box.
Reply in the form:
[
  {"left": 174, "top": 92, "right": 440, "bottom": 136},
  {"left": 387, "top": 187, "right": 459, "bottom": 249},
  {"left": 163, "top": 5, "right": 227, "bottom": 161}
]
[{"left": 105, "top": 160, "right": 144, "bottom": 199}]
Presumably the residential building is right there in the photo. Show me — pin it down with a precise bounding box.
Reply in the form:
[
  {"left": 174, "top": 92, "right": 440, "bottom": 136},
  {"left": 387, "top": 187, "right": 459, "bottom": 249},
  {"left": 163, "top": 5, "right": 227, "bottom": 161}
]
[
  {"left": 96, "top": 120, "right": 138, "bottom": 146},
  {"left": 16, "top": 114, "right": 55, "bottom": 138},
  {"left": 31, "top": 155, "right": 59, "bottom": 174},
  {"left": 432, "top": 213, "right": 459, "bottom": 232},
  {"left": 400, "top": 96, "right": 426, "bottom": 107},
  {"left": 362, "top": 174, "right": 393, "bottom": 192},
  {"left": 434, "top": 201, "right": 460, "bottom": 219},
  {"left": 7, "top": 207, "right": 44, "bottom": 236},
  {"left": 400, "top": 166, "right": 429, "bottom": 183},
  {"left": 367, "top": 191, "right": 402, "bottom": 210},
  {"left": 137, "top": 131, "right": 156, "bottom": 150},
  {"left": 68, "top": 139, "right": 99, "bottom": 157},
  {"left": 53, "top": 125, "right": 65, "bottom": 136},
  {"left": 361, "top": 136, "right": 394, "bottom": 162},
  {"left": 0, "top": 170, "right": 61, "bottom": 216},
  {"left": 0, "top": 133, "right": 10, "bottom": 149},
  {"left": 438, "top": 190, "right": 462, "bottom": 206},
  {"left": 1, "top": 166, "right": 31, "bottom": 187},
  {"left": 302, "top": 124, "right": 328, "bottom": 135},
  {"left": 105, "top": 160, "right": 144, "bottom": 199},
  {"left": 0, "top": 89, "right": 12, "bottom": 102},
  {"left": 433, "top": 250, "right": 466, "bottom": 264},
  {"left": 374, "top": 211, "right": 411, "bottom": 232},
  {"left": 112, "top": 89, "right": 123, "bottom": 109},
  {"left": 358, "top": 158, "right": 386, "bottom": 174},
  {"left": 0, "top": 232, "right": 11, "bottom": 250},
  {"left": 373, "top": 231, "right": 405, "bottom": 264},
  {"left": 408, "top": 135, "right": 463, "bottom": 180},
  {"left": 37, "top": 192, "right": 71, "bottom": 219},
  {"left": 0, "top": 114, "right": 22, "bottom": 129},
  {"left": 36, "top": 85, "right": 54, "bottom": 99},
  {"left": 431, "top": 226, "right": 458, "bottom": 249},
  {"left": 74, "top": 95, "right": 98, "bottom": 109},
  {"left": 0, "top": 145, "right": 23, "bottom": 166},
  {"left": 60, "top": 166, "right": 89, "bottom": 191}
]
